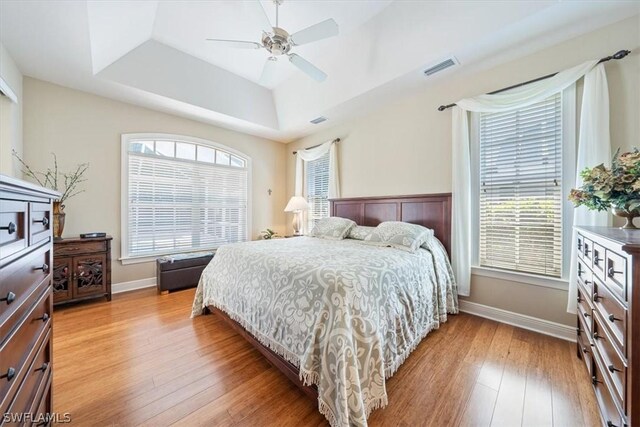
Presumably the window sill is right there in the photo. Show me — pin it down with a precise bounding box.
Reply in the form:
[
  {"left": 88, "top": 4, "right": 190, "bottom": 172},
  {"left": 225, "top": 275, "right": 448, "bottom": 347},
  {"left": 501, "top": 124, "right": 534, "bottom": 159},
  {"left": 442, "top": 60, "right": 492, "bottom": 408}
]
[
  {"left": 471, "top": 266, "right": 568, "bottom": 291},
  {"left": 120, "top": 248, "right": 217, "bottom": 265}
]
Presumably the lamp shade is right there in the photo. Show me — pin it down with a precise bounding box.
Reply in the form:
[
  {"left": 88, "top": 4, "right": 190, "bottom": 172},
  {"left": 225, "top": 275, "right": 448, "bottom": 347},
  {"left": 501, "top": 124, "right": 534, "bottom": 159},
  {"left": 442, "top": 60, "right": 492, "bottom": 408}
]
[{"left": 284, "top": 196, "right": 310, "bottom": 212}]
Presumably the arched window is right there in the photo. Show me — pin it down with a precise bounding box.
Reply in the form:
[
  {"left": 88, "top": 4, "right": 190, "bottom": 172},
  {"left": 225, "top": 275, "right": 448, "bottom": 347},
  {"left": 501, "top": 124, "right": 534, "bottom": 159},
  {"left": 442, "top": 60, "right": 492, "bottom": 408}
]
[{"left": 121, "top": 133, "right": 251, "bottom": 263}]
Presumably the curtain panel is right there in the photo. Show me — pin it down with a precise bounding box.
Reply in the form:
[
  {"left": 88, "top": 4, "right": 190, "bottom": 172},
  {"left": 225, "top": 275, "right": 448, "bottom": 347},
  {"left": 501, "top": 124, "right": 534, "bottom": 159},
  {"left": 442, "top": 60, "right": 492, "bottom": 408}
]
[
  {"left": 450, "top": 60, "right": 610, "bottom": 300},
  {"left": 294, "top": 140, "right": 340, "bottom": 199}
]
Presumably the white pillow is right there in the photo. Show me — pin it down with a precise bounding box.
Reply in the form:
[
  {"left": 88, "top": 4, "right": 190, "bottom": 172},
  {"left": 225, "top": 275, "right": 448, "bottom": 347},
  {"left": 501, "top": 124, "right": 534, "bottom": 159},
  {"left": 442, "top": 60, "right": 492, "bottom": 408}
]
[
  {"left": 364, "top": 221, "right": 433, "bottom": 252},
  {"left": 309, "top": 217, "right": 356, "bottom": 240},
  {"left": 347, "top": 225, "right": 375, "bottom": 241}
]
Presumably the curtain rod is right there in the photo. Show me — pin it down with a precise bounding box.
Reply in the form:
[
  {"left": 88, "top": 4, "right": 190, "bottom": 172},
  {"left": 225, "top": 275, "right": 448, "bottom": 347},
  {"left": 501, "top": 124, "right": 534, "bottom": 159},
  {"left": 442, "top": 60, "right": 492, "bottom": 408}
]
[
  {"left": 292, "top": 138, "right": 341, "bottom": 155},
  {"left": 436, "top": 49, "right": 631, "bottom": 112}
]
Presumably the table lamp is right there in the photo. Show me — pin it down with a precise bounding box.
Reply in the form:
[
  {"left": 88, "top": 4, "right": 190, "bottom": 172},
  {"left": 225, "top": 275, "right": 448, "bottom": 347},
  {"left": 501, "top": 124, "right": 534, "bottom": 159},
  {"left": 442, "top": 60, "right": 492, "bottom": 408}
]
[{"left": 284, "top": 196, "right": 310, "bottom": 236}]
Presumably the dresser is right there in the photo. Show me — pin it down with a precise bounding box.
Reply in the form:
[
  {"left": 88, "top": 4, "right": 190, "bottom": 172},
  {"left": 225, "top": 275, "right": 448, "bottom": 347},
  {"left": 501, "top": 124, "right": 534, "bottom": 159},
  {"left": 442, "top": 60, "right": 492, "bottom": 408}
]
[
  {"left": 575, "top": 226, "right": 639, "bottom": 427},
  {"left": 52, "top": 236, "right": 112, "bottom": 305},
  {"left": 0, "top": 174, "right": 59, "bottom": 424}
]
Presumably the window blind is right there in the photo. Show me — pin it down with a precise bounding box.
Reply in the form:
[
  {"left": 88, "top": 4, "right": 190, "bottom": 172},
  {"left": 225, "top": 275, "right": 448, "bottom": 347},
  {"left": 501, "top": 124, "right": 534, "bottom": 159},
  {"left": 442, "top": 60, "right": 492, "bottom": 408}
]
[
  {"left": 306, "top": 152, "right": 330, "bottom": 231},
  {"left": 479, "top": 93, "right": 563, "bottom": 277},
  {"left": 126, "top": 139, "right": 248, "bottom": 258}
]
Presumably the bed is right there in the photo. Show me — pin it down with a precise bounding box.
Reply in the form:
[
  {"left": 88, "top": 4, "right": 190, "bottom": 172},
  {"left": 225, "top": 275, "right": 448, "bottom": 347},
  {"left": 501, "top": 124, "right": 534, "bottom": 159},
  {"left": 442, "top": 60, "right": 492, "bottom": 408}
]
[{"left": 191, "top": 194, "right": 458, "bottom": 427}]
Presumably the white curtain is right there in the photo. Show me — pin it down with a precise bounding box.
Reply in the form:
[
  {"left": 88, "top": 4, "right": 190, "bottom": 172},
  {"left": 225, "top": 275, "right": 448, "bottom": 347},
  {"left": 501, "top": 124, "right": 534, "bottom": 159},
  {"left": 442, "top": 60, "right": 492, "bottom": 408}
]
[
  {"left": 451, "top": 59, "right": 608, "bottom": 298},
  {"left": 294, "top": 140, "right": 340, "bottom": 199},
  {"left": 567, "top": 64, "right": 611, "bottom": 313}
]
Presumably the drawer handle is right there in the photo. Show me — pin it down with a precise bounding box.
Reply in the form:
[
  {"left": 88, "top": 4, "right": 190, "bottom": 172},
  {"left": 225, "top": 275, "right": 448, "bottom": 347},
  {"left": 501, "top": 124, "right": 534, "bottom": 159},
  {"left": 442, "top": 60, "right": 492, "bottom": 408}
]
[
  {"left": 577, "top": 241, "right": 582, "bottom": 250},
  {"left": 607, "top": 422, "right": 618, "bottom": 427},
  {"left": 607, "top": 364, "right": 622, "bottom": 373},
  {"left": 33, "top": 217, "right": 49, "bottom": 227},
  {"left": 35, "top": 362, "right": 49, "bottom": 373},
  {"left": 0, "top": 367, "right": 16, "bottom": 381},
  {"left": 576, "top": 327, "right": 584, "bottom": 334},
  {"left": 35, "top": 313, "right": 50, "bottom": 323},
  {"left": 608, "top": 267, "right": 623, "bottom": 278},
  {"left": 593, "top": 332, "right": 603, "bottom": 341},
  {"left": 608, "top": 313, "right": 622, "bottom": 323},
  {"left": 0, "top": 221, "right": 17, "bottom": 234},
  {"left": 593, "top": 292, "right": 601, "bottom": 302},
  {"left": 33, "top": 263, "right": 49, "bottom": 273},
  {"left": 583, "top": 312, "right": 590, "bottom": 318},
  {"left": 576, "top": 296, "right": 582, "bottom": 303},
  {"left": 591, "top": 375, "right": 602, "bottom": 385},
  {"left": 0, "top": 291, "right": 16, "bottom": 305},
  {"left": 594, "top": 255, "right": 601, "bottom": 265},
  {"left": 582, "top": 346, "right": 590, "bottom": 354},
  {"left": 584, "top": 247, "right": 591, "bottom": 255},
  {"left": 584, "top": 280, "right": 592, "bottom": 286}
]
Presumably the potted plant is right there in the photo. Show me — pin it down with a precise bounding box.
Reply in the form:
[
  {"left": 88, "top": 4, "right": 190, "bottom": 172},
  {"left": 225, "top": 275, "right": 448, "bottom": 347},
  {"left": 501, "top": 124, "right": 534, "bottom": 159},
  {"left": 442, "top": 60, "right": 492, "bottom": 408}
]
[
  {"left": 260, "top": 228, "right": 278, "bottom": 240},
  {"left": 569, "top": 148, "right": 640, "bottom": 229},
  {"left": 12, "top": 150, "right": 89, "bottom": 238}
]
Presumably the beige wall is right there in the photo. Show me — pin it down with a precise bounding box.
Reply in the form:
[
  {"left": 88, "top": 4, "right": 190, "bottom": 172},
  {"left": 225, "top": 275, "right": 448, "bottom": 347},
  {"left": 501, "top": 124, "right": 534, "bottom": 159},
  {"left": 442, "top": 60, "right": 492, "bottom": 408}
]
[
  {"left": 0, "top": 42, "right": 23, "bottom": 177},
  {"left": 287, "top": 16, "right": 640, "bottom": 326},
  {"left": 23, "top": 78, "right": 287, "bottom": 284}
]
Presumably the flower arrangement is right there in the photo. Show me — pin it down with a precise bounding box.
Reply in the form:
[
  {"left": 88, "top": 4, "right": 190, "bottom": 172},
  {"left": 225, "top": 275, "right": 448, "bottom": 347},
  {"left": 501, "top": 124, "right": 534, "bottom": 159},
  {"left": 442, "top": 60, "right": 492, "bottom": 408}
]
[
  {"left": 569, "top": 148, "right": 640, "bottom": 228},
  {"left": 12, "top": 150, "right": 89, "bottom": 204},
  {"left": 260, "top": 228, "right": 278, "bottom": 240}
]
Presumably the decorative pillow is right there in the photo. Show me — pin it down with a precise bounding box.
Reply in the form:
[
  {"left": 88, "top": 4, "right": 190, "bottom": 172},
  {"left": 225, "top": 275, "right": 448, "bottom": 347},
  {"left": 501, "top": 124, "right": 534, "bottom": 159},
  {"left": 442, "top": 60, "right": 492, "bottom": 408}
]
[
  {"left": 347, "top": 225, "right": 375, "bottom": 241},
  {"left": 309, "top": 217, "right": 356, "bottom": 240},
  {"left": 364, "top": 221, "right": 433, "bottom": 252}
]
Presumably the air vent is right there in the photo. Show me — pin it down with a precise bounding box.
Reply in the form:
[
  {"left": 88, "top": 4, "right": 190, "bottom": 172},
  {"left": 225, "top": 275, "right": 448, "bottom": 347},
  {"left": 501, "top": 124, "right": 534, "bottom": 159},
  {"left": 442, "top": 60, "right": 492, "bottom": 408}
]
[
  {"left": 310, "top": 116, "right": 327, "bottom": 125},
  {"left": 423, "top": 57, "right": 458, "bottom": 76}
]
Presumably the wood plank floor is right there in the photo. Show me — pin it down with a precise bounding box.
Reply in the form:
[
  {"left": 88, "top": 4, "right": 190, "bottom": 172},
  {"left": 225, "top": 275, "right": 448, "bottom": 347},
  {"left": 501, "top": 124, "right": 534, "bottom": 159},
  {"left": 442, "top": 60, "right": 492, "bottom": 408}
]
[{"left": 52, "top": 288, "right": 600, "bottom": 426}]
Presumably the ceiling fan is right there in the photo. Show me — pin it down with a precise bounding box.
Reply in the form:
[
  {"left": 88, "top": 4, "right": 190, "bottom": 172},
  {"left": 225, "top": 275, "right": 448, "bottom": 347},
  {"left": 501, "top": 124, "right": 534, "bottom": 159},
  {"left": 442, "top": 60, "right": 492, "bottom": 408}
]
[{"left": 206, "top": 0, "right": 338, "bottom": 84}]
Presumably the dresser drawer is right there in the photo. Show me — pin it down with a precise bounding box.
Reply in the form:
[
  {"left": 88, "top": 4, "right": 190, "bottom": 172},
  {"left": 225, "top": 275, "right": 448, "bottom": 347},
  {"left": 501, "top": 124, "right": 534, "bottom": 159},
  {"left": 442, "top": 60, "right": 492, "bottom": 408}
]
[
  {"left": 55, "top": 240, "right": 106, "bottom": 257},
  {"left": 5, "top": 330, "right": 51, "bottom": 420},
  {"left": 0, "top": 290, "right": 51, "bottom": 405},
  {"left": 577, "top": 313, "right": 593, "bottom": 374},
  {"left": 605, "top": 250, "right": 627, "bottom": 301},
  {"left": 0, "top": 200, "right": 28, "bottom": 263},
  {"left": 577, "top": 259, "right": 593, "bottom": 295},
  {"left": 593, "top": 312, "right": 626, "bottom": 409},
  {"left": 29, "top": 202, "right": 51, "bottom": 248},
  {"left": 583, "top": 237, "right": 594, "bottom": 262},
  {"left": 577, "top": 234, "right": 584, "bottom": 260},
  {"left": 593, "top": 279, "right": 627, "bottom": 355},
  {"left": 592, "top": 349, "right": 625, "bottom": 427},
  {"left": 592, "top": 242, "right": 606, "bottom": 281},
  {"left": 0, "top": 245, "right": 51, "bottom": 336},
  {"left": 577, "top": 286, "right": 593, "bottom": 335}
]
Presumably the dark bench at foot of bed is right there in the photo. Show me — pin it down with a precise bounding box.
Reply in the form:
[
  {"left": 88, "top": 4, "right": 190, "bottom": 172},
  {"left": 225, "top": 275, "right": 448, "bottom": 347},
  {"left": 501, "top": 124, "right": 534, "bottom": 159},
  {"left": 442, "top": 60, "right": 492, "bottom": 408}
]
[{"left": 156, "top": 252, "right": 215, "bottom": 294}]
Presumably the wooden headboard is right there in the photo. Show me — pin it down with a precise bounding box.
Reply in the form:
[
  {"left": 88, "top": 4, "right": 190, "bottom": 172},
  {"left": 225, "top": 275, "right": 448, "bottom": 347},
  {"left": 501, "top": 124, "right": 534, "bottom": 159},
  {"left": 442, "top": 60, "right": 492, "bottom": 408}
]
[{"left": 330, "top": 193, "right": 452, "bottom": 254}]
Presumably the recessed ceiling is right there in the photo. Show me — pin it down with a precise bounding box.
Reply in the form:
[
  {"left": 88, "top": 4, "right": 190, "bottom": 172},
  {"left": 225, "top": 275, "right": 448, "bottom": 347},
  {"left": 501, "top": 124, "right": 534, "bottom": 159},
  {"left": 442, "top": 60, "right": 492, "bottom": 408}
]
[{"left": 1, "top": 0, "right": 638, "bottom": 142}]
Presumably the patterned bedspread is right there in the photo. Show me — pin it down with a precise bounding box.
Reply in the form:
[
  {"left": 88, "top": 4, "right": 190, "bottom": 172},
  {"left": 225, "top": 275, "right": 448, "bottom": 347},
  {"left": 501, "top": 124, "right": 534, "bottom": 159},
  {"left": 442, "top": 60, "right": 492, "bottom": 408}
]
[{"left": 191, "top": 236, "right": 458, "bottom": 427}]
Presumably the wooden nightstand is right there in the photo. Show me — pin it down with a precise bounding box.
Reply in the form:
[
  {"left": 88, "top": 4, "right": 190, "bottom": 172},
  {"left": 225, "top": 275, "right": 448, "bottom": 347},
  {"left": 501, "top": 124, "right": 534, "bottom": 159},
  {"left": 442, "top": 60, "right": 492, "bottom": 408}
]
[{"left": 52, "top": 236, "right": 112, "bottom": 305}]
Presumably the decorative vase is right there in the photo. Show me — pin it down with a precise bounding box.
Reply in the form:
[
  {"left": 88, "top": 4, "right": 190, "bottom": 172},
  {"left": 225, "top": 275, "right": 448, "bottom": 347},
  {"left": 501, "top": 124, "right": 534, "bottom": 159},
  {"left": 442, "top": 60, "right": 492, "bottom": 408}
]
[
  {"left": 611, "top": 206, "right": 640, "bottom": 230},
  {"left": 53, "top": 201, "right": 66, "bottom": 239}
]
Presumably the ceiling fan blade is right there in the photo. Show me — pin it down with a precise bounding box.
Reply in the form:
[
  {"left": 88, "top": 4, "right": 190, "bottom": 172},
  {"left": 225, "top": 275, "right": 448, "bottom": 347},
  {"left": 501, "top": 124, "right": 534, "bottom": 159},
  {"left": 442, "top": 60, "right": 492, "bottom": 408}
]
[
  {"left": 259, "top": 57, "right": 278, "bottom": 86},
  {"left": 205, "top": 39, "right": 262, "bottom": 49},
  {"left": 288, "top": 54, "right": 327, "bottom": 82},
  {"left": 290, "top": 19, "right": 338, "bottom": 46}
]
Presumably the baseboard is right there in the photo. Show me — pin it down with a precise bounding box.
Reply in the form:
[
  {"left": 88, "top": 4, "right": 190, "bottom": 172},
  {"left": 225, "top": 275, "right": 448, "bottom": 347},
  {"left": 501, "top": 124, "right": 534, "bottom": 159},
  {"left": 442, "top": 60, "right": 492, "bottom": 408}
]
[
  {"left": 112, "top": 277, "right": 156, "bottom": 294},
  {"left": 458, "top": 300, "right": 576, "bottom": 342}
]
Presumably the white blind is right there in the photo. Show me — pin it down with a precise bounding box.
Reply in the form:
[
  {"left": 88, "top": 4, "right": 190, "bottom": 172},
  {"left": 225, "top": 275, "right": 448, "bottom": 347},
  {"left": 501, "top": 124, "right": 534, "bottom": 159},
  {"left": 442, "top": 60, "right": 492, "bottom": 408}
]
[
  {"left": 479, "top": 93, "right": 563, "bottom": 277},
  {"left": 126, "top": 139, "right": 248, "bottom": 257},
  {"left": 306, "top": 151, "right": 330, "bottom": 231}
]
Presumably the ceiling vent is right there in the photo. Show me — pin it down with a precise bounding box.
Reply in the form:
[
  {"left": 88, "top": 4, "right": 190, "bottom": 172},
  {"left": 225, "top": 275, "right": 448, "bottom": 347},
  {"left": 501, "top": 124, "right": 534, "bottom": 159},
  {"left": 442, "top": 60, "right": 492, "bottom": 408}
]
[
  {"left": 423, "top": 57, "right": 458, "bottom": 76},
  {"left": 310, "top": 116, "right": 327, "bottom": 124}
]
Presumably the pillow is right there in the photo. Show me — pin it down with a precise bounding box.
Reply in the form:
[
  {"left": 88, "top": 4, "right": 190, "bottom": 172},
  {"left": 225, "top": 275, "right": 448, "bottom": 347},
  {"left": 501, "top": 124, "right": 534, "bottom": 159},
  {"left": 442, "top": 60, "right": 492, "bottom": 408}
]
[
  {"left": 364, "top": 221, "right": 433, "bottom": 252},
  {"left": 309, "top": 217, "right": 356, "bottom": 240},
  {"left": 347, "top": 225, "right": 375, "bottom": 241}
]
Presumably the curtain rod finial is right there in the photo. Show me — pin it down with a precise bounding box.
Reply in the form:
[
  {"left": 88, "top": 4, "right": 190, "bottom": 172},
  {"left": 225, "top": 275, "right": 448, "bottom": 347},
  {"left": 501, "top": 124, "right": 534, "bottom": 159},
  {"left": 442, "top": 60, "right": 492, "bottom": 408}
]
[
  {"left": 437, "top": 105, "right": 447, "bottom": 111},
  {"left": 613, "top": 49, "right": 631, "bottom": 60}
]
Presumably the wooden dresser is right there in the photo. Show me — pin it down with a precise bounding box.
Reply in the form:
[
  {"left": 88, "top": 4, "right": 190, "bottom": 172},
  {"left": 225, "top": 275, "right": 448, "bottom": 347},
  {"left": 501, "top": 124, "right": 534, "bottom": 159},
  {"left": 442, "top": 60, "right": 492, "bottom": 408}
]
[
  {"left": 52, "top": 236, "right": 112, "bottom": 306},
  {"left": 575, "top": 226, "right": 639, "bottom": 427},
  {"left": 0, "top": 174, "right": 59, "bottom": 424}
]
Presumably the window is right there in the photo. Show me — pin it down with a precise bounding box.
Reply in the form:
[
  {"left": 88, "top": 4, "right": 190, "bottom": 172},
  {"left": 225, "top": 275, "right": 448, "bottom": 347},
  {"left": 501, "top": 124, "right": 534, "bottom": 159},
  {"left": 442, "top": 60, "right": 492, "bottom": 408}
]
[
  {"left": 474, "top": 90, "right": 574, "bottom": 280},
  {"left": 305, "top": 151, "right": 330, "bottom": 231},
  {"left": 121, "top": 134, "right": 250, "bottom": 262}
]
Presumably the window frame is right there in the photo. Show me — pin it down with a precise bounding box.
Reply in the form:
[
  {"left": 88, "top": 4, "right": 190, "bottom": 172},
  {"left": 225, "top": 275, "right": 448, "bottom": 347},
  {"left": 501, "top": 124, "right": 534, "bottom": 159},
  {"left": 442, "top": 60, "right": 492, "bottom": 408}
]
[
  {"left": 303, "top": 151, "right": 331, "bottom": 233},
  {"left": 469, "top": 85, "right": 576, "bottom": 290},
  {"left": 120, "top": 133, "right": 252, "bottom": 265}
]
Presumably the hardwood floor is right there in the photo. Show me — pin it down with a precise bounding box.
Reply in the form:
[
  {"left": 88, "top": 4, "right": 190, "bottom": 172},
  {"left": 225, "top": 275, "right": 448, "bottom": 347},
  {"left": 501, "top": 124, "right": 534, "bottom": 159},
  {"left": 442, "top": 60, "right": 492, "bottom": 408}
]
[{"left": 52, "top": 288, "right": 600, "bottom": 426}]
